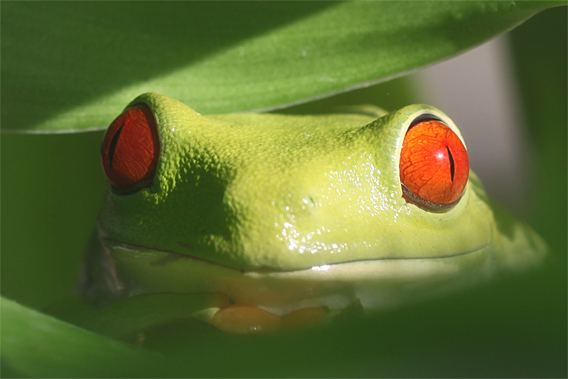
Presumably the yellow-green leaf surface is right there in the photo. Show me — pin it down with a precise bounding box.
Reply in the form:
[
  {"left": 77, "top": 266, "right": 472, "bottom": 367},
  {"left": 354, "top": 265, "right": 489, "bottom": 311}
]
[
  {"left": 0, "top": 297, "right": 175, "bottom": 378},
  {"left": 2, "top": 1, "right": 560, "bottom": 132}
]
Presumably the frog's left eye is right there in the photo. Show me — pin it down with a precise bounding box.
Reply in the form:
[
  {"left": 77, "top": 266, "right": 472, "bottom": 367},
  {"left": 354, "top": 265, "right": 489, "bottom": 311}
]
[
  {"left": 101, "top": 104, "right": 160, "bottom": 194},
  {"left": 399, "top": 117, "right": 469, "bottom": 211}
]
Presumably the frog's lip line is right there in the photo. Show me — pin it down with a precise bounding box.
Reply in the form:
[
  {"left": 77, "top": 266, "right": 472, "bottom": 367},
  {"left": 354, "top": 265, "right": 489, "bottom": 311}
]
[{"left": 101, "top": 235, "right": 490, "bottom": 274}]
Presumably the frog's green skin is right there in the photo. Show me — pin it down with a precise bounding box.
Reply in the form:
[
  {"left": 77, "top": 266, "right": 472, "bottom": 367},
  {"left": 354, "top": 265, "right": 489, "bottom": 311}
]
[{"left": 81, "top": 92, "right": 545, "bottom": 335}]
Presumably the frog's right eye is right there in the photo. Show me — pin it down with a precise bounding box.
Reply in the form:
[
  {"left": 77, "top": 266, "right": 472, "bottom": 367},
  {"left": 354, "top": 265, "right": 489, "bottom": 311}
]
[
  {"left": 101, "top": 104, "right": 160, "bottom": 194},
  {"left": 399, "top": 117, "right": 469, "bottom": 212}
]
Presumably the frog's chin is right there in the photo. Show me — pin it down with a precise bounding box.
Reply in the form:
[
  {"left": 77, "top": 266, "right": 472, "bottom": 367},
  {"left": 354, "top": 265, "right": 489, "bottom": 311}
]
[{"left": 99, "top": 236, "right": 495, "bottom": 316}]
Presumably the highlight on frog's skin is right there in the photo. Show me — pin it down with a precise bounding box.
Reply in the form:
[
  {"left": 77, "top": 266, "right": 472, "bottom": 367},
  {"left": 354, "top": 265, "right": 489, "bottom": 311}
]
[{"left": 79, "top": 93, "right": 545, "bottom": 335}]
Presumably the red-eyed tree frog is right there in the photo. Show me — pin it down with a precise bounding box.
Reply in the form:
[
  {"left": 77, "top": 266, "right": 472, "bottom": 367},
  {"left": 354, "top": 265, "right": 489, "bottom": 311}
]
[{"left": 78, "top": 92, "right": 545, "bottom": 336}]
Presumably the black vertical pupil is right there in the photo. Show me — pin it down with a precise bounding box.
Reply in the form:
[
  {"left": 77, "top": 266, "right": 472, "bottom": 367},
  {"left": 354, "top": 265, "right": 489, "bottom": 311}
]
[
  {"left": 108, "top": 124, "right": 124, "bottom": 169},
  {"left": 447, "top": 146, "right": 455, "bottom": 182}
]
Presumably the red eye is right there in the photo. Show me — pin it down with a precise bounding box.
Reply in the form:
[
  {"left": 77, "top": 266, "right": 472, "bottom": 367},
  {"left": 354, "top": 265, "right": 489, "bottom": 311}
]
[
  {"left": 101, "top": 104, "right": 160, "bottom": 193},
  {"left": 399, "top": 119, "right": 469, "bottom": 210}
]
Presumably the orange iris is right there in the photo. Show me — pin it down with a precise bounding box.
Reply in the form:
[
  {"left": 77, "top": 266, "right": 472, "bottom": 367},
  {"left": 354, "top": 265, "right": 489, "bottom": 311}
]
[
  {"left": 399, "top": 119, "right": 469, "bottom": 208},
  {"left": 101, "top": 104, "right": 160, "bottom": 191}
]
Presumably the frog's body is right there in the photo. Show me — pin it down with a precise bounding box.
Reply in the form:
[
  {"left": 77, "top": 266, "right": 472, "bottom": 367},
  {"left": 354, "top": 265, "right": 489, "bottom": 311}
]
[{"left": 80, "top": 93, "right": 545, "bottom": 335}]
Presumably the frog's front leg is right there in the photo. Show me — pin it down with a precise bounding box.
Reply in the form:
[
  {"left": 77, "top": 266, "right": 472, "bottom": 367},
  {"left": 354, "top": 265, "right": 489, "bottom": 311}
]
[
  {"left": 210, "top": 303, "right": 329, "bottom": 334},
  {"left": 72, "top": 290, "right": 332, "bottom": 337}
]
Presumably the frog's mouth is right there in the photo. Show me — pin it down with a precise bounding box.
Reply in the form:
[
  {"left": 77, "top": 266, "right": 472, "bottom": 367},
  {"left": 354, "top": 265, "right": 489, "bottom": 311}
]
[
  {"left": 102, "top": 235, "right": 492, "bottom": 274},
  {"left": 95, "top": 235, "right": 494, "bottom": 316}
]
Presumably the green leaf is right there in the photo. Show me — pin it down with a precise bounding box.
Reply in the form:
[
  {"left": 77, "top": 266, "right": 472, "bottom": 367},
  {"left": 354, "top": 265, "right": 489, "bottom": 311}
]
[
  {"left": 510, "top": 7, "right": 568, "bottom": 252},
  {"left": 0, "top": 297, "right": 176, "bottom": 378},
  {"left": 1, "top": 132, "right": 105, "bottom": 309},
  {"left": 509, "top": 9, "right": 567, "bottom": 366},
  {"left": 2, "top": 1, "right": 561, "bottom": 132}
]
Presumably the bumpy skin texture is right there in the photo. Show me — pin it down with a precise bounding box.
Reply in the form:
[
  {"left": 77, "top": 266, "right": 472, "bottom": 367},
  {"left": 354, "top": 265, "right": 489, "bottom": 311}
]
[
  {"left": 98, "top": 93, "right": 501, "bottom": 271},
  {"left": 82, "top": 93, "right": 546, "bottom": 335}
]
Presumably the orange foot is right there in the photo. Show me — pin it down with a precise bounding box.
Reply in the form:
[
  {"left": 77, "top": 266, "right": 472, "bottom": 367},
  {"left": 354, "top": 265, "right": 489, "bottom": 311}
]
[{"left": 210, "top": 304, "right": 328, "bottom": 334}]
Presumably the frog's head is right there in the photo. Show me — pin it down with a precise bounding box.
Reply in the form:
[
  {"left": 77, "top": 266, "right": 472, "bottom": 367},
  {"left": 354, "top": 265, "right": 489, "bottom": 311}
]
[
  {"left": 87, "top": 92, "right": 547, "bottom": 332},
  {"left": 98, "top": 92, "right": 544, "bottom": 274}
]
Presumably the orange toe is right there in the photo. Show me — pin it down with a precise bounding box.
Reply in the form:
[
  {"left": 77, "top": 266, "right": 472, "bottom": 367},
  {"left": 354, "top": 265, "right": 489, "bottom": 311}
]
[{"left": 211, "top": 304, "right": 281, "bottom": 334}]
